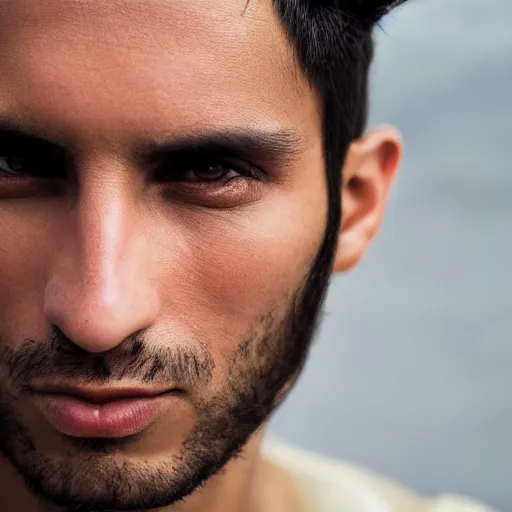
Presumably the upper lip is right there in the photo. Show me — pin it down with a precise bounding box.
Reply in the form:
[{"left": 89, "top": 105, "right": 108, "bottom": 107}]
[{"left": 29, "top": 384, "right": 171, "bottom": 403}]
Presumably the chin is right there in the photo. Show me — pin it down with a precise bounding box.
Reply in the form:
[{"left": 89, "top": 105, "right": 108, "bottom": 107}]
[{"left": 0, "top": 396, "right": 249, "bottom": 511}]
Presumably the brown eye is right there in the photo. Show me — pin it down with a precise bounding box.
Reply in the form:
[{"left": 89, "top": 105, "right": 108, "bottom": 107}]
[
  {"left": 155, "top": 157, "right": 260, "bottom": 185},
  {"left": 0, "top": 151, "right": 66, "bottom": 179},
  {"left": 180, "top": 163, "right": 239, "bottom": 182},
  {"left": 0, "top": 154, "right": 32, "bottom": 175}
]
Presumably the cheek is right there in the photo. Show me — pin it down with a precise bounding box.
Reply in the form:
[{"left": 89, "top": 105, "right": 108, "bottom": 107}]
[
  {"left": 0, "top": 207, "right": 57, "bottom": 343},
  {"left": 163, "top": 183, "right": 327, "bottom": 350}
]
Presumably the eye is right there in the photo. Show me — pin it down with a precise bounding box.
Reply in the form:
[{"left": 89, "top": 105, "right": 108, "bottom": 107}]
[
  {"left": 0, "top": 154, "right": 33, "bottom": 175},
  {"left": 179, "top": 162, "right": 241, "bottom": 182},
  {"left": 156, "top": 158, "right": 258, "bottom": 184},
  {"left": 0, "top": 150, "right": 66, "bottom": 180}
]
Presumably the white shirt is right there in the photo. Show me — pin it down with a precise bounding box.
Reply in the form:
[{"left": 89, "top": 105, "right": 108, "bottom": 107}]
[{"left": 262, "top": 440, "right": 496, "bottom": 512}]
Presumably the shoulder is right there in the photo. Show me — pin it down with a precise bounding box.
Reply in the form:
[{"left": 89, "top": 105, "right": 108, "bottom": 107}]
[{"left": 261, "top": 440, "right": 496, "bottom": 512}]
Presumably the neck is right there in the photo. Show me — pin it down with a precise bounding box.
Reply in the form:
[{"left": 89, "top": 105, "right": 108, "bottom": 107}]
[{"left": 0, "top": 429, "right": 291, "bottom": 512}]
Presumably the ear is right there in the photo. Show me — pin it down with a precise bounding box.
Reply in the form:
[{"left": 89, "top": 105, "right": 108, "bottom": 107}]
[{"left": 333, "top": 125, "right": 402, "bottom": 273}]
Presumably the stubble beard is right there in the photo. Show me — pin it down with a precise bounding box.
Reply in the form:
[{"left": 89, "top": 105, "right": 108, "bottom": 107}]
[{"left": 0, "top": 226, "right": 337, "bottom": 512}]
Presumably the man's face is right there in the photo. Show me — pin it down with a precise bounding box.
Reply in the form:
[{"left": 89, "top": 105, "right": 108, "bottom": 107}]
[{"left": 0, "top": 0, "right": 330, "bottom": 509}]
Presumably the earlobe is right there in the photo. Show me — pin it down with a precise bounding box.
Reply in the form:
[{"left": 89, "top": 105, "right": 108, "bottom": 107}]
[{"left": 332, "top": 126, "right": 402, "bottom": 273}]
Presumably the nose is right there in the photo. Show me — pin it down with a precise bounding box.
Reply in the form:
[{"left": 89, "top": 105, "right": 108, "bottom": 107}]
[{"left": 44, "top": 181, "right": 160, "bottom": 353}]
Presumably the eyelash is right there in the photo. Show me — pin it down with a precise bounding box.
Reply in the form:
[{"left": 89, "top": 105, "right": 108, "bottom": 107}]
[
  {"left": 0, "top": 149, "right": 64, "bottom": 179},
  {"left": 154, "top": 158, "right": 260, "bottom": 185}
]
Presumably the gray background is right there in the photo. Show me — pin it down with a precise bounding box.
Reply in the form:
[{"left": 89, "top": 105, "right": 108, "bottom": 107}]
[{"left": 267, "top": 1, "right": 511, "bottom": 510}]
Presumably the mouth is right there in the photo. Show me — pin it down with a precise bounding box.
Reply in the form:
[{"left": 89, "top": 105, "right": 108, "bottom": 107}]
[
  {"left": 28, "top": 384, "right": 182, "bottom": 438},
  {"left": 30, "top": 383, "right": 174, "bottom": 404}
]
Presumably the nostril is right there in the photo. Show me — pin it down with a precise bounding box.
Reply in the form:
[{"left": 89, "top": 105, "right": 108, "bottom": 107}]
[{"left": 53, "top": 327, "right": 89, "bottom": 356}]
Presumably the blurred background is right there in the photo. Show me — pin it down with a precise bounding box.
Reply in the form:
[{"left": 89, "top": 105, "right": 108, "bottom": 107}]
[{"left": 267, "top": 0, "right": 511, "bottom": 510}]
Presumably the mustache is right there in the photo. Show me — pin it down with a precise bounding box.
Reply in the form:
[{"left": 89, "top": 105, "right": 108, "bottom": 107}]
[{"left": 2, "top": 327, "right": 215, "bottom": 389}]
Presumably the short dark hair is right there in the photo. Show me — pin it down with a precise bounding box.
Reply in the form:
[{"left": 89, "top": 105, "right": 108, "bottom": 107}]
[{"left": 274, "top": 0, "right": 409, "bottom": 258}]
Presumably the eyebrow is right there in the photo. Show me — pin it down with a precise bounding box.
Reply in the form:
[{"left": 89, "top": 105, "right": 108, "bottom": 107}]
[
  {"left": 136, "top": 128, "right": 305, "bottom": 168},
  {"left": 0, "top": 115, "right": 305, "bottom": 167},
  {"left": 0, "top": 117, "right": 64, "bottom": 153}
]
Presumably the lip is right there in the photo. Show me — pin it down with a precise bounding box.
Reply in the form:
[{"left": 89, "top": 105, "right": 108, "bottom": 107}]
[
  {"left": 29, "top": 384, "right": 180, "bottom": 438},
  {"left": 30, "top": 384, "right": 172, "bottom": 403}
]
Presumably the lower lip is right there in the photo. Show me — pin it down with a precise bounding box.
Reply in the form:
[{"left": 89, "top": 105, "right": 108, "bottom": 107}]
[{"left": 31, "top": 392, "right": 176, "bottom": 438}]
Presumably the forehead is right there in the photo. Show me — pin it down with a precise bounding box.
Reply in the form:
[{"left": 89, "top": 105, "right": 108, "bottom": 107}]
[{"left": 0, "top": 0, "right": 321, "bottom": 149}]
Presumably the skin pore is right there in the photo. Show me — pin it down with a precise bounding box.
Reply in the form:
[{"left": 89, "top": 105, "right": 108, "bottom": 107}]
[{"left": 0, "top": 1, "right": 401, "bottom": 511}]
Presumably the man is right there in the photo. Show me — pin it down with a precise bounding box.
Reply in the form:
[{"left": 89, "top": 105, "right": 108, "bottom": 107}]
[{"left": 0, "top": 1, "right": 495, "bottom": 511}]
